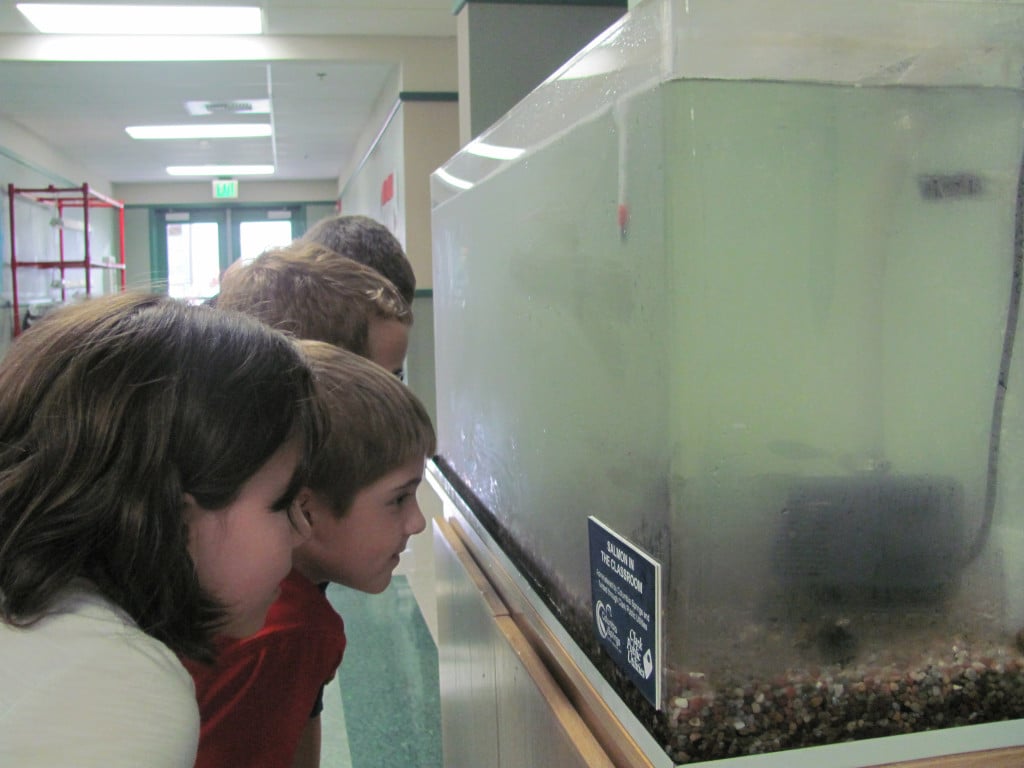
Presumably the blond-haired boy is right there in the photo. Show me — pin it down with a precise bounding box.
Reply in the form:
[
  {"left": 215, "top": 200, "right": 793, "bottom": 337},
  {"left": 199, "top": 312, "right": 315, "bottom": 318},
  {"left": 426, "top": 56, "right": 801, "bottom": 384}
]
[{"left": 217, "top": 241, "right": 412, "bottom": 377}]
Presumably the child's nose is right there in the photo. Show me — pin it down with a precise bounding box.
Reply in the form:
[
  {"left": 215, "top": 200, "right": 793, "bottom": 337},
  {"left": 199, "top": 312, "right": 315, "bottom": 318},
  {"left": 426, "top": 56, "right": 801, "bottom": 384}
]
[{"left": 407, "top": 501, "right": 426, "bottom": 535}]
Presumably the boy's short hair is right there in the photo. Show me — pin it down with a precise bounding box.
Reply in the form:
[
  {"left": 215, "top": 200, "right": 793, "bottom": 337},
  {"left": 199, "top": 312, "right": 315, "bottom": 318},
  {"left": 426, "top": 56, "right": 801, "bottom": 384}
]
[
  {"left": 298, "top": 340, "right": 436, "bottom": 516},
  {"left": 299, "top": 214, "right": 416, "bottom": 306},
  {"left": 216, "top": 241, "right": 411, "bottom": 357}
]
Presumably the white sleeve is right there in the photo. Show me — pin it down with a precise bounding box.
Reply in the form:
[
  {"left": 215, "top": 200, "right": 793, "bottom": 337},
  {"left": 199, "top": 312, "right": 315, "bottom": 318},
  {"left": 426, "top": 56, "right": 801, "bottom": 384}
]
[{"left": 0, "top": 630, "right": 200, "bottom": 768}]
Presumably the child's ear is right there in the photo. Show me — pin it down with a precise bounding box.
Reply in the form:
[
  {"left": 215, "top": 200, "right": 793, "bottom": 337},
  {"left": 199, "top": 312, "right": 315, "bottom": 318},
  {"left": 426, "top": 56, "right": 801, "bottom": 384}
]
[
  {"left": 296, "top": 487, "right": 315, "bottom": 525},
  {"left": 181, "top": 492, "right": 200, "bottom": 523}
]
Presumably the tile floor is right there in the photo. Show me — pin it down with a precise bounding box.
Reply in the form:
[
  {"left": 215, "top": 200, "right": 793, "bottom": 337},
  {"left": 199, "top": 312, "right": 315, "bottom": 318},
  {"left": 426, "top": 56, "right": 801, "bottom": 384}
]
[{"left": 321, "top": 576, "right": 442, "bottom": 768}]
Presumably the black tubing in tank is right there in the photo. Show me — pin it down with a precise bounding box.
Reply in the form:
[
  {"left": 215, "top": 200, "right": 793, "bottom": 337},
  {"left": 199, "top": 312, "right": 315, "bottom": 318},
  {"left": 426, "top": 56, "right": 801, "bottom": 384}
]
[{"left": 968, "top": 141, "right": 1024, "bottom": 565}]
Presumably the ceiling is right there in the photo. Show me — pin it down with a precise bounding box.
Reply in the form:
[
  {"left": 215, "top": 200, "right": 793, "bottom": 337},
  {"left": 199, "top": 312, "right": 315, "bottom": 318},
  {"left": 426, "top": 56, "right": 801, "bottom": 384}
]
[{"left": 0, "top": 1, "right": 457, "bottom": 184}]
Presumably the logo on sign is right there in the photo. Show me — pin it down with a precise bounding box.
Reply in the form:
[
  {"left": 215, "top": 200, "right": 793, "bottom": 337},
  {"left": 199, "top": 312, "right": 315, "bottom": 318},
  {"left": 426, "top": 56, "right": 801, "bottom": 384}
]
[
  {"left": 595, "top": 600, "right": 620, "bottom": 650},
  {"left": 626, "top": 630, "right": 655, "bottom": 679}
]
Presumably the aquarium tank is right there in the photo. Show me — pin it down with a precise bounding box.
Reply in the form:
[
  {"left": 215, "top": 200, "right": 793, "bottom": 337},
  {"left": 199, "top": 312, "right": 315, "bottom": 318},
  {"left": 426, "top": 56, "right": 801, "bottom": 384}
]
[{"left": 430, "top": 0, "right": 1024, "bottom": 762}]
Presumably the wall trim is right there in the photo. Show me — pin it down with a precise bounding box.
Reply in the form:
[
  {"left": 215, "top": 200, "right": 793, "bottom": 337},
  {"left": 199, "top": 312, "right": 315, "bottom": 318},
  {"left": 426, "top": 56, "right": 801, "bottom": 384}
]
[
  {"left": 399, "top": 91, "right": 459, "bottom": 103},
  {"left": 0, "top": 145, "right": 75, "bottom": 187},
  {"left": 124, "top": 200, "right": 334, "bottom": 211}
]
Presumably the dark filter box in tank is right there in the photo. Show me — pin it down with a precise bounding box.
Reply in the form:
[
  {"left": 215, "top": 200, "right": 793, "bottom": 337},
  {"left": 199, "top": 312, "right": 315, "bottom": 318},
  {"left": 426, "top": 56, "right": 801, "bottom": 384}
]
[{"left": 771, "top": 474, "right": 965, "bottom": 601}]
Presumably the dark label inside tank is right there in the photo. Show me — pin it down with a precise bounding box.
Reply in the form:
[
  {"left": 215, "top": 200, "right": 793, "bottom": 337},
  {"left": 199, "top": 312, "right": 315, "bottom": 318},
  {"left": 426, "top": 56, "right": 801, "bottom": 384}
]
[
  {"left": 917, "top": 172, "right": 985, "bottom": 200},
  {"left": 588, "top": 516, "right": 663, "bottom": 709}
]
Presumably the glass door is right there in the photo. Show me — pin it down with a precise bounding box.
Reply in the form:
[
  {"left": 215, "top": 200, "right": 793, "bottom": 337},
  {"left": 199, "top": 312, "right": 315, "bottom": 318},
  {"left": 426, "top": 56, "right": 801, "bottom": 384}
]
[
  {"left": 153, "top": 206, "right": 304, "bottom": 301},
  {"left": 155, "top": 209, "right": 227, "bottom": 303},
  {"left": 233, "top": 206, "right": 302, "bottom": 264}
]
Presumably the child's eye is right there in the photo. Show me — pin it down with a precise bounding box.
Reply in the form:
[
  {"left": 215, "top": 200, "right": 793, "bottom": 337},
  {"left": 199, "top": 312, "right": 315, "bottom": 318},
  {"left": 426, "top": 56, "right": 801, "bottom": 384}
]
[
  {"left": 390, "top": 492, "right": 412, "bottom": 507},
  {"left": 270, "top": 479, "right": 303, "bottom": 513}
]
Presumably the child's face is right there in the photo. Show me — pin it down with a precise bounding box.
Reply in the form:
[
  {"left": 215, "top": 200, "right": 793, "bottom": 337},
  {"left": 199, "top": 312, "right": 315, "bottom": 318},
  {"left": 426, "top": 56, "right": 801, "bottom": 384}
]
[
  {"left": 366, "top": 317, "right": 409, "bottom": 379},
  {"left": 185, "top": 439, "right": 309, "bottom": 637},
  {"left": 295, "top": 455, "right": 427, "bottom": 593}
]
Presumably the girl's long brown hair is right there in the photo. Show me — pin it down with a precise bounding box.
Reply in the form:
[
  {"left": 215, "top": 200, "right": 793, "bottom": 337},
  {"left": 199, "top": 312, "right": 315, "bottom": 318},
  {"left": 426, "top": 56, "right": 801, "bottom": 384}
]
[{"left": 0, "top": 292, "right": 326, "bottom": 661}]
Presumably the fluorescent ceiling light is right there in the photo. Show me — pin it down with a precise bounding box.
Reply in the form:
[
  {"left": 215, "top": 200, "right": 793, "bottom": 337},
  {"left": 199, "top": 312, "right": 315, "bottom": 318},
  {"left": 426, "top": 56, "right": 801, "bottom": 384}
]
[
  {"left": 17, "top": 4, "right": 262, "bottom": 35},
  {"left": 167, "top": 165, "right": 274, "bottom": 177},
  {"left": 21, "top": 37, "right": 272, "bottom": 60},
  {"left": 464, "top": 140, "right": 525, "bottom": 161},
  {"left": 127, "top": 124, "right": 272, "bottom": 140}
]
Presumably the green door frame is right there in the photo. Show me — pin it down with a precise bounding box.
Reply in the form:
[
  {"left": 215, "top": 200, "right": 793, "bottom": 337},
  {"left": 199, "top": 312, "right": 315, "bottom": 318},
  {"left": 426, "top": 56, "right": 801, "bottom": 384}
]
[{"left": 150, "top": 208, "right": 229, "bottom": 291}]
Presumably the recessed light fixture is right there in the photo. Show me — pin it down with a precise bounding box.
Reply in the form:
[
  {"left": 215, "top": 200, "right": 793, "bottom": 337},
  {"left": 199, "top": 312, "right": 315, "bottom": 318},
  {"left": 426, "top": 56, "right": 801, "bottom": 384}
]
[
  {"left": 167, "top": 165, "right": 274, "bottom": 177},
  {"left": 127, "top": 124, "right": 272, "bottom": 140},
  {"left": 16, "top": 4, "right": 263, "bottom": 35}
]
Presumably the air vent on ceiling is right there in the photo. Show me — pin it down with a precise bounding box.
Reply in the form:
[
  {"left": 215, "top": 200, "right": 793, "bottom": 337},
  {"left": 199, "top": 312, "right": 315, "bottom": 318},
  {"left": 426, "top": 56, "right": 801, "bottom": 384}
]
[
  {"left": 185, "top": 98, "right": 271, "bottom": 116},
  {"left": 206, "top": 101, "right": 253, "bottom": 113}
]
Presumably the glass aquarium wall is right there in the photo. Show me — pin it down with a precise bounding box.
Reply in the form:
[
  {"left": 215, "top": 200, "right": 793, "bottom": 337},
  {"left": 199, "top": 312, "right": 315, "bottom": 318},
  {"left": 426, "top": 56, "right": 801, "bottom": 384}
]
[{"left": 431, "top": 0, "right": 1024, "bottom": 762}]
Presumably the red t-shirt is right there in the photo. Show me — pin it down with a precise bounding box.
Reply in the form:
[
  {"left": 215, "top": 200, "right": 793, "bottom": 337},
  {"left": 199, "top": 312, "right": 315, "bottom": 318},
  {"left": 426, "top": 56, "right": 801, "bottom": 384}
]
[{"left": 183, "top": 569, "right": 346, "bottom": 768}]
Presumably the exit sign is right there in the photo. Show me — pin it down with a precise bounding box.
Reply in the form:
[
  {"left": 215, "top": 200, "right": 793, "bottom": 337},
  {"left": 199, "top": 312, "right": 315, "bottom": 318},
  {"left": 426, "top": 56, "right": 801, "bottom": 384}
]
[{"left": 212, "top": 179, "right": 239, "bottom": 199}]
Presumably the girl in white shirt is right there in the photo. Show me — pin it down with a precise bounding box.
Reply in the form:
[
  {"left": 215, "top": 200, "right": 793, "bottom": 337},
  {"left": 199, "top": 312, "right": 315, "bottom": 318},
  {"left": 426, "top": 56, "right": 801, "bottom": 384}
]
[{"left": 0, "top": 292, "right": 326, "bottom": 767}]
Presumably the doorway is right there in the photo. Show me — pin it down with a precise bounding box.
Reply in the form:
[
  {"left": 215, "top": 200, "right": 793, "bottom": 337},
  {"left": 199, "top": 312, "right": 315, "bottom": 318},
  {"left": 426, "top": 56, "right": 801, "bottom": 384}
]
[{"left": 153, "top": 205, "right": 304, "bottom": 302}]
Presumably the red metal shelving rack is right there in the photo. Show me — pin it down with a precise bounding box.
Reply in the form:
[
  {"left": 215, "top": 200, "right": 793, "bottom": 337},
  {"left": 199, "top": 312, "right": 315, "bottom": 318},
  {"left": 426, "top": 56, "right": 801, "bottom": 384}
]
[{"left": 7, "top": 182, "right": 127, "bottom": 336}]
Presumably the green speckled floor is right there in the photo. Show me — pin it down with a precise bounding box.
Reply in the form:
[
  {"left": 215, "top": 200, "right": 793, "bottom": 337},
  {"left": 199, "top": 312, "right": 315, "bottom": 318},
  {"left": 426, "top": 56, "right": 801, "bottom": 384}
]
[{"left": 322, "top": 576, "right": 442, "bottom": 768}]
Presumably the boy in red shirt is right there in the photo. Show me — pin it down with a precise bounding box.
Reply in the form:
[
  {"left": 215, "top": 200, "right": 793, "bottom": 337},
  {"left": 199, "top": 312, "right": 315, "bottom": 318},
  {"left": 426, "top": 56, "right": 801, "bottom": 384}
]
[{"left": 184, "top": 341, "right": 436, "bottom": 768}]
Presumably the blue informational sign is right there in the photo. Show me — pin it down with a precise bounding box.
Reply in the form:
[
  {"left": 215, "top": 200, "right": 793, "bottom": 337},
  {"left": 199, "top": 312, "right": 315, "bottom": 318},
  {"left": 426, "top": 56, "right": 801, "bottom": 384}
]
[{"left": 588, "top": 516, "right": 662, "bottom": 709}]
